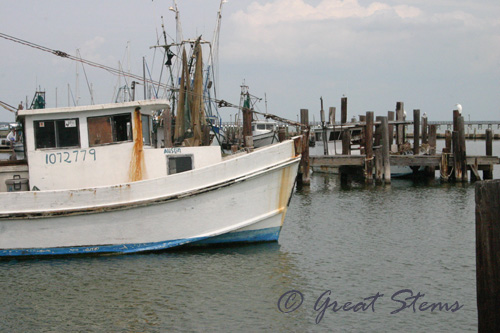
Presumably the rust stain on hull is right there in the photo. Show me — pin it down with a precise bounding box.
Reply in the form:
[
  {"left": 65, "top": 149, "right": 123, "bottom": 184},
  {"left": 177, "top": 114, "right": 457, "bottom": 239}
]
[{"left": 128, "top": 108, "right": 146, "bottom": 182}]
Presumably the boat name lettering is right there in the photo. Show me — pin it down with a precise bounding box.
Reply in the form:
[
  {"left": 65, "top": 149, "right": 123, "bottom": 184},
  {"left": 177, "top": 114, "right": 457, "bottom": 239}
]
[
  {"left": 164, "top": 148, "right": 182, "bottom": 154},
  {"left": 45, "top": 149, "right": 97, "bottom": 165}
]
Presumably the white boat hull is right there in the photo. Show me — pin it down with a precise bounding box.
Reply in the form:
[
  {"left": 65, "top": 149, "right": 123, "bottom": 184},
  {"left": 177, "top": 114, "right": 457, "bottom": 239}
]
[
  {"left": 0, "top": 140, "right": 300, "bottom": 257},
  {"left": 253, "top": 131, "right": 278, "bottom": 148}
]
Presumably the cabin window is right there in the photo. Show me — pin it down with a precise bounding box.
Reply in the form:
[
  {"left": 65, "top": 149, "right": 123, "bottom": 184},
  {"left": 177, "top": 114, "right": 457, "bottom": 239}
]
[
  {"left": 167, "top": 155, "right": 193, "bottom": 175},
  {"left": 34, "top": 119, "right": 80, "bottom": 149},
  {"left": 266, "top": 124, "right": 274, "bottom": 130},
  {"left": 141, "top": 114, "right": 151, "bottom": 145},
  {"left": 257, "top": 124, "right": 266, "bottom": 130},
  {"left": 88, "top": 113, "right": 132, "bottom": 147}
]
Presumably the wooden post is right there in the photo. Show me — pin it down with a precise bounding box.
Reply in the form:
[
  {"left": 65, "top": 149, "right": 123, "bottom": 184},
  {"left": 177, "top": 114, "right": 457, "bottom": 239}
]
[
  {"left": 299, "top": 109, "right": 310, "bottom": 186},
  {"left": 476, "top": 180, "right": 500, "bottom": 332},
  {"left": 452, "top": 131, "right": 460, "bottom": 181},
  {"left": 426, "top": 124, "right": 437, "bottom": 177},
  {"left": 388, "top": 111, "right": 395, "bottom": 146},
  {"left": 458, "top": 116, "right": 468, "bottom": 182},
  {"left": 444, "top": 130, "right": 452, "bottom": 153},
  {"left": 396, "top": 102, "right": 404, "bottom": 147},
  {"left": 163, "top": 105, "right": 173, "bottom": 147},
  {"left": 375, "top": 116, "right": 383, "bottom": 147},
  {"left": 341, "top": 97, "right": 347, "bottom": 124},
  {"left": 359, "top": 115, "right": 366, "bottom": 122},
  {"left": 342, "top": 130, "right": 351, "bottom": 155},
  {"left": 242, "top": 107, "right": 253, "bottom": 148},
  {"left": 484, "top": 129, "right": 493, "bottom": 179},
  {"left": 428, "top": 125, "right": 437, "bottom": 155},
  {"left": 381, "top": 117, "right": 391, "bottom": 183},
  {"left": 278, "top": 127, "right": 286, "bottom": 142},
  {"left": 453, "top": 110, "right": 460, "bottom": 132},
  {"left": 375, "top": 149, "right": 383, "bottom": 184},
  {"left": 365, "top": 111, "right": 374, "bottom": 184},
  {"left": 413, "top": 109, "right": 420, "bottom": 155},
  {"left": 329, "top": 107, "right": 336, "bottom": 125},
  {"left": 422, "top": 115, "right": 428, "bottom": 145}
]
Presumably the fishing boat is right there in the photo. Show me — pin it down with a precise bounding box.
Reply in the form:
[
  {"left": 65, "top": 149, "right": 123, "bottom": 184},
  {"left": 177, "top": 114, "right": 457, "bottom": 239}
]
[
  {"left": 0, "top": 99, "right": 302, "bottom": 257},
  {"left": 252, "top": 119, "right": 278, "bottom": 148}
]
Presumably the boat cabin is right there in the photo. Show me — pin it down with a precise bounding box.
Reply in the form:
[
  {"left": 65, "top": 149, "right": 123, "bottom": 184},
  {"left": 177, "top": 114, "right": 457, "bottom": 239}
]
[{"left": 0, "top": 100, "right": 221, "bottom": 192}]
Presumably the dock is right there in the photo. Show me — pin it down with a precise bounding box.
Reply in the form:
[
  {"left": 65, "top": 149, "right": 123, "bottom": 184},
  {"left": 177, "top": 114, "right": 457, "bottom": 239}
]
[{"left": 304, "top": 100, "right": 499, "bottom": 183}]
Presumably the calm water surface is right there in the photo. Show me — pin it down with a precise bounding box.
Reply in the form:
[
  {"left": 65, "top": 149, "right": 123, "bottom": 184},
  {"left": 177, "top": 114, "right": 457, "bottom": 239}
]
[{"left": 0, "top": 140, "right": 498, "bottom": 332}]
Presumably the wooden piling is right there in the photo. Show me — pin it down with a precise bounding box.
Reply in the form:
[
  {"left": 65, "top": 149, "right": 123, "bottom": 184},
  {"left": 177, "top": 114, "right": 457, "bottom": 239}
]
[
  {"left": 426, "top": 124, "right": 437, "bottom": 176},
  {"left": 242, "top": 107, "right": 253, "bottom": 148},
  {"left": 388, "top": 111, "right": 395, "bottom": 146},
  {"left": 484, "top": 129, "right": 493, "bottom": 179},
  {"left": 365, "top": 111, "right": 374, "bottom": 184},
  {"left": 453, "top": 110, "right": 460, "bottom": 132},
  {"left": 413, "top": 109, "right": 420, "bottom": 155},
  {"left": 381, "top": 117, "right": 391, "bottom": 183},
  {"left": 458, "top": 116, "right": 468, "bottom": 182},
  {"left": 341, "top": 97, "right": 347, "bottom": 124},
  {"left": 422, "top": 115, "right": 428, "bottom": 145},
  {"left": 475, "top": 179, "right": 500, "bottom": 333},
  {"left": 375, "top": 116, "right": 383, "bottom": 147},
  {"left": 342, "top": 130, "right": 351, "bottom": 155},
  {"left": 428, "top": 125, "right": 437, "bottom": 155},
  {"left": 278, "top": 127, "right": 286, "bottom": 142},
  {"left": 299, "top": 109, "right": 310, "bottom": 186},
  {"left": 329, "top": 107, "right": 336, "bottom": 125},
  {"left": 396, "top": 102, "right": 404, "bottom": 147},
  {"left": 375, "top": 149, "right": 383, "bottom": 184},
  {"left": 452, "top": 131, "right": 461, "bottom": 181},
  {"left": 444, "top": 130, "right": 452, "bottom": 153}
]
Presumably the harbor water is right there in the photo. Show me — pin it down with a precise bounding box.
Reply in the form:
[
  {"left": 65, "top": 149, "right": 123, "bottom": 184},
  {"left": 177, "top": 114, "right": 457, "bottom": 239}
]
[{"left": 1, "top": 140, "right": 498, "bottom": 332}]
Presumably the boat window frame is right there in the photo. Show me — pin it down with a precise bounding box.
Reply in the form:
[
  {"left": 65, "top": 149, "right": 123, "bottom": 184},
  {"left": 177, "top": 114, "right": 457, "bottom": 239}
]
[
  {"left": 166, "top": 154, "right": 194, "bottom": 175},
  {"left": 87, "top": 113, "right": 133, "bottom": 147},
  {"left": 34, "top": 118, "right": 81, "bottom": 150},
  {"left": 141, "top": 114, "right": 151, "bottom": 146}
]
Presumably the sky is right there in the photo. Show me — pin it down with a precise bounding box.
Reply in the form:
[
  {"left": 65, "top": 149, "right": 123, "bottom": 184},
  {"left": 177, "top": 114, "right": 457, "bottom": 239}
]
[{"left": 1, "top": 0, "right": 499, "bottom": 123}]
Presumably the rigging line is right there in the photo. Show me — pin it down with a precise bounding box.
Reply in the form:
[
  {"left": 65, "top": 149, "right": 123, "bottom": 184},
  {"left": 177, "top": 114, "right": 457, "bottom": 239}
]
[
  {"left": 145, "top": 62, "right": 159, "bottom": 98},
  {"left": 0, "top": 100, "right": 17, "bottom": 112},
  {"left": 76, "top": 49, "right": 95, "bottom": 105},
  {"left": 0, "top": 32, "right": 171, "bottom": 90}
]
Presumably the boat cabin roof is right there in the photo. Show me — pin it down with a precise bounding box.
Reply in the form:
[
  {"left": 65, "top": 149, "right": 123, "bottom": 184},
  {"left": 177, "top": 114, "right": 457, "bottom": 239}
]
[{"left": 18, "top": 99, "right": 169, "bottom": 118}]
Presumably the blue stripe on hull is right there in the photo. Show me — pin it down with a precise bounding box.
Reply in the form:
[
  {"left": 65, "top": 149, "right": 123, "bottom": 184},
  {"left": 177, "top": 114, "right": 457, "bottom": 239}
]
[
  {"left": 189, "top": 227, "right": 282, "bottom": 246},
  {"left": 0, "top": 227, "right": 282, "bottom": 257}
]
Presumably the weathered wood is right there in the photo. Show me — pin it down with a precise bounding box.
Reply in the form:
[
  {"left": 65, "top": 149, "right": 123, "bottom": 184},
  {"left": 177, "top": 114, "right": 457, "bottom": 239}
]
[
  {"left": 425, "top": 124, "right": 437, "bottom": 176},
  {"left": 299, "top": 109, "right": 310, "bottom": 186},
  {"left": 310, "top": 154, "right": 499, "bottom": 169},
  {"left": 329, "top": 107, "right": 336, "bottom": 125},
  {"left": 428, "top": 125, "right": 437, "bottom": 154},
  {"left": 476, "top": 179, "right": 500, "bottom": 333},
  {"left": 486, "top": 129, "right": 493, "bottom": 156},
  {"left": 444, "top": 130, "right": 452, "bottom": 154},
  {"left": 422, "top": 115, "right": 428, "bottom": 144},
  {"left": 485, "top": 129, "right": 493, "bottom": 179},
  {"left": 440, "top": 153, "right": 450, "bottom": 181},
  {"left": 458, "top": 116, "right": 468, "bottom": 182},
  {"left": 453, "top": 110, "right": 460, "bottom": 132},
  {"left": 396, "top": 102, "right": 404, "bottom": 146},
  {"left": 278, "top": 127, "right": 286, "bottom": 142},
  {"left": 374, "top": 149, "right": 383, "bottom": 183},
  {"left": 365, "top": 112, "right": 374, "bottom": 183},
  {"left": 388, "top": 111, "right": 395, "bottom": 146},
  {"left": 163, "top": 105, "right": 173, "bottom": 147},
  {"left": 453, "top": 131, "right": 461, "bottom": 180},
  {"left": 341, "top": 97, "right": 347, "bottom": 124},
  {"left": 242, "top": 107, "right": 253, "bottom": 147},
  {"left": 413, "top": 109, "right": 420, "bottom": 155},
  {"left": 342, "top": 130, "right": 351, "bottom": 155},
  {"left": 381, "top": 117, "right": 391, "bottom": 183}
]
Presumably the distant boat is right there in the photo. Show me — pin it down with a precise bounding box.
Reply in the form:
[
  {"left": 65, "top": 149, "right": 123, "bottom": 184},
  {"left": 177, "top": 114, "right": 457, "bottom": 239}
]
[
  {"left": 0, "top": 99, "right": 302, "bottom": 257},
  {"left": 252, "top": 119, "right": 278, "bottom": 148}
]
